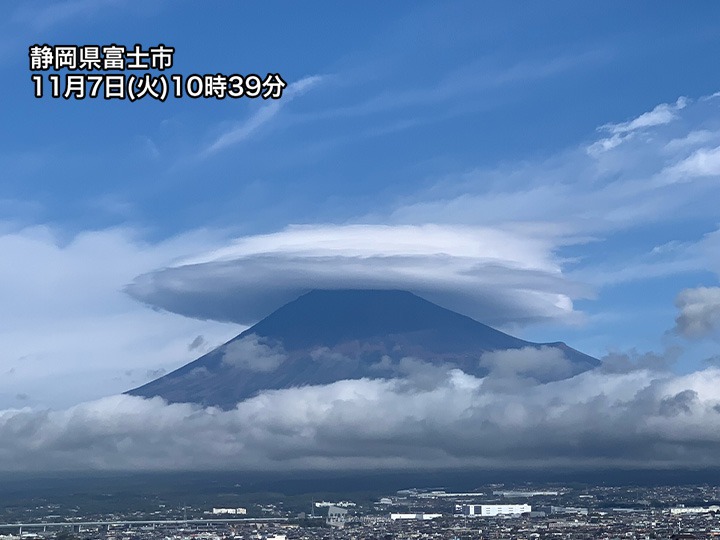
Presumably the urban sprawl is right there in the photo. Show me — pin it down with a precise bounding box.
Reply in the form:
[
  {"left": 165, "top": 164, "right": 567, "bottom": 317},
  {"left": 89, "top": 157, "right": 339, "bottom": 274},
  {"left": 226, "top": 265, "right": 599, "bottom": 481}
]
[{"left": 3, "top": 484, "right": 720, "bottom": 539}]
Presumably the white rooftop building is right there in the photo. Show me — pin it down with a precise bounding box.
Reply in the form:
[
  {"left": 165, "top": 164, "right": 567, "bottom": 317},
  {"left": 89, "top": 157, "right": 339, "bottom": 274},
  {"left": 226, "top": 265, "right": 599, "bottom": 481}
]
[
  {"left": 462, "top": 504, "right": 531, "bottom": 517},
  {"left": 390, "top": 513, "right": 442, "bottom": 520},
  {"left": 670, "top": 506, "right": 720, "bottom": 515},
  {"left": 212, "top": 507, "right": 247, "bottom": 515},
  {"left": 326, "top": 506, "right": 348, "bottom": 528},
  {"left": 493, "top": 490, "right": 559, "bottom": 497}
]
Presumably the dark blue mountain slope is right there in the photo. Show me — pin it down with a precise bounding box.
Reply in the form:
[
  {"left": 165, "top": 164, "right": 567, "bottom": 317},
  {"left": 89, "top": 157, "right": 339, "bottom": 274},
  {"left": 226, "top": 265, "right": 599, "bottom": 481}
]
[{"left": 127, "top": 290, "right": 598, "bottom": 408}]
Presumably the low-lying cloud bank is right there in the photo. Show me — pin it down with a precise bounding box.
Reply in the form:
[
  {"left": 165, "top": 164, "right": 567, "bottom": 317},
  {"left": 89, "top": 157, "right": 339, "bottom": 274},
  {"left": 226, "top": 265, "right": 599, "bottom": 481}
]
[{"left": 2, "top": 361, "right": 720, "bottom": 472}]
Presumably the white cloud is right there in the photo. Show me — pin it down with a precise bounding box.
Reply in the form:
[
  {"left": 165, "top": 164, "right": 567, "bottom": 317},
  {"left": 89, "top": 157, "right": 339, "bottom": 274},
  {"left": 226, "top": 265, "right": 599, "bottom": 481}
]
[
  {"left": 663, "top": 129, "right": 715, "bottom": 152},
  {"left": 2, "top": 364, "right": 720, "bottom": 471},
  {"left": 605, "top": 97, "right": 687, "bottom": 135},
  {"left": 0, "top": 225, "right": 241, "bottom": 408},
  {"left": 664, "top": 145, "right": 720, "bottom": 181},
  {"left": 586, "top": 98, "right": 687, "bottom": 157},
  {"left": 201, "top": 76, "right": 324, "bottom": 157}
]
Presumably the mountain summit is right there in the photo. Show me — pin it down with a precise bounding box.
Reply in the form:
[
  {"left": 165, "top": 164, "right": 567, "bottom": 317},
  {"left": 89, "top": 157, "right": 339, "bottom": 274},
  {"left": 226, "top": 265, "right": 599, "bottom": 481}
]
[{"left": 127, "top": 289, "right": 598, "bottom": 408}]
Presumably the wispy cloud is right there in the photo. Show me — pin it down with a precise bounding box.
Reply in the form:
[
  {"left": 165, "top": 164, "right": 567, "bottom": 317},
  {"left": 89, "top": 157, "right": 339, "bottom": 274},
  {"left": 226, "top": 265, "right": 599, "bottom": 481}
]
[
  {"left": 391, "top": 93, "right": 720, "bottom": 238},
  {"left": 309, "top": 49, "right": 611, "bottom": 123},
  {"left": 200, "top": 75, "right": 324, "bottom": 158},
  {"left": 605, "top": 97, "right": 688, "bottom": 135},
  {"left": 587, "top": 97, "right": 688, "bottom": 156}
]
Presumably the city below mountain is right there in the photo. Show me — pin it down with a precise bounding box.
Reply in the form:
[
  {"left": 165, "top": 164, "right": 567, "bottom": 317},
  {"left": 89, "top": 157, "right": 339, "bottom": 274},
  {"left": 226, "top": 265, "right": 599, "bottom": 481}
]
[{"left": 127, "top": 289, "right": 599, "bottom": 408}]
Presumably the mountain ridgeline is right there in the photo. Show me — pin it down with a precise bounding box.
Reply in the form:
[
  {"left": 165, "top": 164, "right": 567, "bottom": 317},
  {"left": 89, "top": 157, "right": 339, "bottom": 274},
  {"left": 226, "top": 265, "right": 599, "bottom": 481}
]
[{"left": 127, "top": 289, "right": 599, "bottom": 408}]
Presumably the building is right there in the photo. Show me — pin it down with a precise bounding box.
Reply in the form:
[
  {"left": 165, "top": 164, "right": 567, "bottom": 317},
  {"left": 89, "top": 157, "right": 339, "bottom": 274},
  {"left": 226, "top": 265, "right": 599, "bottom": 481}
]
[
  {"left": 493, "top": 490, "right": 559, "bottom": 497},
  {"left": 326, "top": 506, "right": 348, "bottom": 528},
  {"left": 550, "top": 506, "right": 588, "bottom": 515},
  {"left": 462, "top": 504, "right": 531, "bottom": 517},
  {"left": 669, "top": 506, "right": 720, "bottom": 515},
  {"left": 211, "top": 507, "right": 247, "bottom": 515},
  {"left": 390, "top": 513, "right": 442, "bottom": 520}
]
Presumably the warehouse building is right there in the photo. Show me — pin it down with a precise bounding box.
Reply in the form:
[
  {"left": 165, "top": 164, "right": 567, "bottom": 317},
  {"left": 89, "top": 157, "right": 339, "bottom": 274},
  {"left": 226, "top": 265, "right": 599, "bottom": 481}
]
[
  {"left": 390, "top": 513, "right": 442, "bottom": 520},
  {"left": 326, "top": 506, "right": 348, "bottom": 528},
  {"left": 462, "top": 504, "right": 531, "bottom": 517},
  {"left": 212, "top": 507, "right": 247, "bottom": 515}
]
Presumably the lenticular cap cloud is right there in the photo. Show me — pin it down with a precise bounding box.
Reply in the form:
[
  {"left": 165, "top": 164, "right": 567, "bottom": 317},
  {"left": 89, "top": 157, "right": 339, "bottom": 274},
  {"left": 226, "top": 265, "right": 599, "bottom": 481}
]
[{"left": 125, "top": 223, "right": 589, "bottom": 326}]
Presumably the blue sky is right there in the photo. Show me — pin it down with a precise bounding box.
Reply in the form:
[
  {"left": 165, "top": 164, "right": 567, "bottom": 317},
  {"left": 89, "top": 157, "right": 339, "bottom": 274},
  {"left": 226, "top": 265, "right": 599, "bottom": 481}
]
[
  {"left": 2, "top": 0, "right": 720, "bottom": 432},
  {"left": 6, "top": 2, "right": 720, "bottom": 237}
]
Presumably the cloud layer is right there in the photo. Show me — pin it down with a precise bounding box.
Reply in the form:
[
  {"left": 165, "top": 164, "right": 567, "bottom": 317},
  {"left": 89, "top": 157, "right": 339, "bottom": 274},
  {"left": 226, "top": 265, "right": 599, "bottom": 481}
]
[
  {"left": 125, "top": 223, "right": 586, "bottom": 326},
  {"left": 2, "top": 359, "right": 720, "bottom": 471}
]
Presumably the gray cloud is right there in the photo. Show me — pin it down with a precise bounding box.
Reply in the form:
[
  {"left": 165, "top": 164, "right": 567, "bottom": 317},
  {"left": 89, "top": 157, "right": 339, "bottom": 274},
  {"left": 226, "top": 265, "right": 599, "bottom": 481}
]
[
  {"left": 658, "top": 390, "right": 698, "bottom": 417},
  {"left": 674, "top": 287, "right": 720, "bottom": 339},
  {"left": 188, "top": 335, "right": 207, "bottom": 351},
  {"left": 371, "top": 356, "right": 455, "bottom": 392},
  {"left": 221, "top": 334, "right": 287, "bottom": 373},
  {"left": 599, "top": 348, "right": 681, "bottom": 374},
  {"left": 310, "top": 347, "right": 355, "bottom": 365},
  {"left": 145, "top": 368, "right": 166, "bottom": 380},
  {"left": 187, "top": 366, "right": 210, "bottom": 378},
  {"left": 479, "top": 346, "right": 575, "bottom": 383},
  {"left": 0, "top": 365, "right": 719, "bottom": 471}
]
